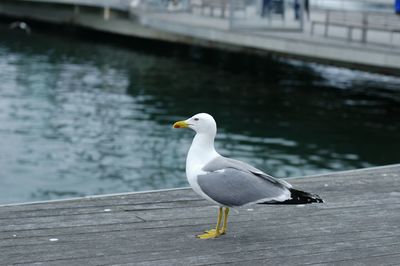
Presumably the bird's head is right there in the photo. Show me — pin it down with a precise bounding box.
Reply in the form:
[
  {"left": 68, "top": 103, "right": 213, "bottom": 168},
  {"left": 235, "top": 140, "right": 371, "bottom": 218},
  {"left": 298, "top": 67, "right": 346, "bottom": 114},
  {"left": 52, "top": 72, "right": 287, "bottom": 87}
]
[{"left": 173, "top": 113, "right": 217, "bottom": 135}]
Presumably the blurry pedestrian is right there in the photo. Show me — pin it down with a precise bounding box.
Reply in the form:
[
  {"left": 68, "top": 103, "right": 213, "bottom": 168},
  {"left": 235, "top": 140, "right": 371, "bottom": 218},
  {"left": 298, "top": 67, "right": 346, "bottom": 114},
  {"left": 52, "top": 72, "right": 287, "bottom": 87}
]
[
  {"left": 294, "top": 0, "right": 309, "bottom": 20},
  {"left": 294, "top": 0, "right": 300, "bottom": 20},
  {"left": 396, "top": 0, "right": 400, "bottom": 14},
  {"left": 304, "top": 0, "right": 310, "bottom": 20},
  {"left": 261, "top": 0, "right": 271, "bottom": 17}
]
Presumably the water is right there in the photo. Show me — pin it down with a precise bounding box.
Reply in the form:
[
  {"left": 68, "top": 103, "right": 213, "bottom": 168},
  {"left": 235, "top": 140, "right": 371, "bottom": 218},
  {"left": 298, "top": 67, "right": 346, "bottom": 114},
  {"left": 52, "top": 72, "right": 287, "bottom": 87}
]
[{"left": 0, "top": 25, "right": 399, "bottom": 204}]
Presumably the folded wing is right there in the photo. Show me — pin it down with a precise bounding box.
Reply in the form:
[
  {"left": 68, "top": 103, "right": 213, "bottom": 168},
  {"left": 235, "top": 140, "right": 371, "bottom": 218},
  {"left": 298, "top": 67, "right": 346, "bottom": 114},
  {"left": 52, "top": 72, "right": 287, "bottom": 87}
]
[{"left": 198, "top": 156, "right": 291, "bottom": 207}]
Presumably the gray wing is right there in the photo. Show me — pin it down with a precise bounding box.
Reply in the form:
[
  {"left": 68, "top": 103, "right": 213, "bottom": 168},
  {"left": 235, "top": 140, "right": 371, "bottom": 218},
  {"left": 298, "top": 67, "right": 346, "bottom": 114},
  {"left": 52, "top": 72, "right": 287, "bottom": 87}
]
[
  {"left": 197, "top": 168, "right": 290, "bottom": 206},
  {"left": 202, "top": 156, "right": 292, "bottom": 188},
  {"left": 198, "top": 157, "right": 291, "bottom": 207}
]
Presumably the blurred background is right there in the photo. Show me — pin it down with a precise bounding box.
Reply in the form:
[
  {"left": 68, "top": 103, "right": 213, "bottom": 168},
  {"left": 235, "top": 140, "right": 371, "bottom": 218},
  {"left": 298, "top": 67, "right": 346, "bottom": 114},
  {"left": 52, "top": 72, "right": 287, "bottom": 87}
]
[{"left": 0, "top": 0, "right": 399, "bottom": 204}]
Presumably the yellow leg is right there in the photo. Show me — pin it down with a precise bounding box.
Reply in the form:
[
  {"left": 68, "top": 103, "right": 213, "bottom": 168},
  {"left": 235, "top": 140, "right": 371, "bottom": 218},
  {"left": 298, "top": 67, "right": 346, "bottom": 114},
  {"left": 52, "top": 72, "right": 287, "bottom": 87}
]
[
  {"left": 202, "top": 207, "right": 230, "bottom": 236},
  {"left": 221, "top": 207, "right": 230, "bottom": 234},
  {"left": 197, "top": 207, "right": 223, "bottom": 239}
]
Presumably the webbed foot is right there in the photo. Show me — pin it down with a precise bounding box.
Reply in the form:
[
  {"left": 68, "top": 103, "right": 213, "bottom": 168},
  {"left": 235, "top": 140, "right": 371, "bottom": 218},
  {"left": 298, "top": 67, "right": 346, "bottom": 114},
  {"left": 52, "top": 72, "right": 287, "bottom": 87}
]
[
  {"left": 204, "top": 228, "right": 226, "bottom": 235},
  {"left": 197, "top": 229, "right": 221, "bottom": 239}
]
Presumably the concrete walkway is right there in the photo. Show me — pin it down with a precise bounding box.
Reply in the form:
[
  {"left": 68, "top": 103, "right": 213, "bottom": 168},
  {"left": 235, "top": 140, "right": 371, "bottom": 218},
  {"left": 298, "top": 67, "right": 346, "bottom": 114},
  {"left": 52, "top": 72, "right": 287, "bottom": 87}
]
[{"left": 141, "top": 11, "right": 400, "bottom": 71}]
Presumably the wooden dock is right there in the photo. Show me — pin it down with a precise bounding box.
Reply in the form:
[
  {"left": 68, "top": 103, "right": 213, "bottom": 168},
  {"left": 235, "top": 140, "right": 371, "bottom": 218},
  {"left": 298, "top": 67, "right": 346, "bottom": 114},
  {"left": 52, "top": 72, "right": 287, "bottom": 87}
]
[{"left": 1, "top": 164, "right": 400, "bottom": 265}]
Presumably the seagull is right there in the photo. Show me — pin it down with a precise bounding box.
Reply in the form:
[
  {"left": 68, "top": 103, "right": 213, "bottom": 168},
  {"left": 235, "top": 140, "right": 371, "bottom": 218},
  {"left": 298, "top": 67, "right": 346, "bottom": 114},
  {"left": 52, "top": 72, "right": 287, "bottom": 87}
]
[
  {"left": 9, "top": 21, "right": 31, "bottom": 34},
  {"left": 173, "top": 113, "right": 323, "bottom": 239}
]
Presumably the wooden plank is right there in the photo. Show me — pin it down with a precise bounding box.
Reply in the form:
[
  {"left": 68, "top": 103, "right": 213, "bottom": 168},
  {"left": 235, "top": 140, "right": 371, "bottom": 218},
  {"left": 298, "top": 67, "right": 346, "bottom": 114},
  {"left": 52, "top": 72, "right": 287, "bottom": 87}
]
[
  {"left": 0, "top": 189, "right": 202, "bottom": 212},
  {"left": 0, "top": 164, "right": 399, "bottom": 265},
  {"left": 1, "top": 165, "right": 397, "bottom": 220},
  {"left": 1, "top": 208, "right": 399, "bottom": 251},
  {"left": 3, "top": 225, "right": 400, "bottom": 265}
]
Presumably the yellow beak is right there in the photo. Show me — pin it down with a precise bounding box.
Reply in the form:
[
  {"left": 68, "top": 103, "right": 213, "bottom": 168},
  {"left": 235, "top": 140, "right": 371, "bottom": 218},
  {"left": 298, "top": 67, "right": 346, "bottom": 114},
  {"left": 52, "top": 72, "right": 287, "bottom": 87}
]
[{"left": 173, "top": 120, "right": 189, "bottom": 129}]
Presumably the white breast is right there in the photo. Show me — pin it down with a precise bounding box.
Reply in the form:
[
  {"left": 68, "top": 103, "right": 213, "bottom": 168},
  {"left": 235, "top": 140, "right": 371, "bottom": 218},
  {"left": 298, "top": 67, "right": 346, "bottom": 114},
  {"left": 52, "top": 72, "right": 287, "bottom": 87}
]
[{"left": 185, "top": 140, "right": 221, "bottom": 205}]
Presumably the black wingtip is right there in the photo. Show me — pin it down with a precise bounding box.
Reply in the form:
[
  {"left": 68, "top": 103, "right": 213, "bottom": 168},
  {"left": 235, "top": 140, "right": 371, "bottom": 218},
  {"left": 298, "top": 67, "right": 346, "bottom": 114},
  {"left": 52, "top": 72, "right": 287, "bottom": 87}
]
[
  {"left": 259, "top": 188, "right": 324, "bottom": 205},
  {"left": 288, "top": 188, "right": 324, "bottom": 204}
]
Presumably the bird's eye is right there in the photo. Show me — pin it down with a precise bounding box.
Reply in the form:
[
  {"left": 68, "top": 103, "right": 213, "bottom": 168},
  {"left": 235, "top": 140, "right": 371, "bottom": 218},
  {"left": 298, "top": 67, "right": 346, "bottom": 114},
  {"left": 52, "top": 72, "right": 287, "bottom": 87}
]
[{"left": 194, "top": 118, "right": 199, "bottom": 121}]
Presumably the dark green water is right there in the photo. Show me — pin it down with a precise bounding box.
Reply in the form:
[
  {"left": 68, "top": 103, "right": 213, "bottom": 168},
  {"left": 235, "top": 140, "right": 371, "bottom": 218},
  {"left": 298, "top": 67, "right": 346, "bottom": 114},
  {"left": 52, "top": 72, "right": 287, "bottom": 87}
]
[{"left": 1, "top": 25, "right": 399, "bottom": 204}]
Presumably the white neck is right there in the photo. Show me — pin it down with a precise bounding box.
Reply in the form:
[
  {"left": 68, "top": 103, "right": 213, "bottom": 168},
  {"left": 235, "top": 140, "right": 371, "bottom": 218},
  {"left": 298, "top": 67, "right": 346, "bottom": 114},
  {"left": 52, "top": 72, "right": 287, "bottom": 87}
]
[
  {"left": 184, "top": 131, "right": 222, "bottom": 206},
  {"left": 186, "top": 132, "right": 219, "bottom": 168}
]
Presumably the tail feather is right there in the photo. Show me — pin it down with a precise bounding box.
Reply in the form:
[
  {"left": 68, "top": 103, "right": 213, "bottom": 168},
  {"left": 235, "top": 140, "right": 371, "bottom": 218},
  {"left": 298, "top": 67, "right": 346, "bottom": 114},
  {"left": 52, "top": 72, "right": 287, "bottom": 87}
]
[{"left": 259, "top": 188, "right": 324, "bottom": 205}]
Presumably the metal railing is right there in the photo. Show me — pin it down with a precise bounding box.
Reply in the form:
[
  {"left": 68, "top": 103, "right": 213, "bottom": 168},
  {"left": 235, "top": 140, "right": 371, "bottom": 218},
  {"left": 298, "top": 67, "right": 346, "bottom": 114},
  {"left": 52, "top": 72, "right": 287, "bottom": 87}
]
[
  {"left": 311, "top": 0, "right": 394, "bottom": 12},
  {"left": 131, "top": 0, "right": 306, "bottom": 31}
]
